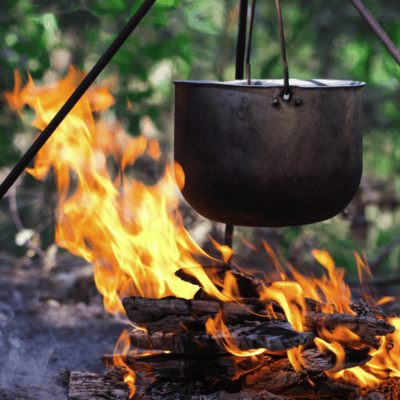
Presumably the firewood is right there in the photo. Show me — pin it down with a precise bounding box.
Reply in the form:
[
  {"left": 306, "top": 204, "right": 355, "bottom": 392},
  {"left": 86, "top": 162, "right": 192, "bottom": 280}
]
[
  {"left": 363, "top": 392, "right": 386, "bottom": 400},
  {"left": 217, "top": 388, "right": 293, "bottom": 400},
  {"left": 246, "top": 346, "right": 371, "bottom": 390},
  {"left": 375, "top": 377, "right": 400, "bottom": 400},
  {"left": 122, "top": 295, "right": 326, "bottom": 328},
  {"left": 143, "top": 314, "right": 208, "bottom": 334},
  {"left": 301, "top": 346, "right": 372, "bottom": 371},
  {"left": 133, "top": 381, "right": 293, "bottom": 400},
  {"left": 68, "top": 368, "right": 130, "bottom": 400},
  {"left": 123, "top": 296, "right": 261, "bottom": 320},
  {"left": 351, "top": 298, "right": 388, "bottom": 320},
  {"left": 175, "top": 266, "right": 328, "bottom": 313},
  {"left": 128, "top": 319, "right": 315, "bottom": 354},
  {"left": 175, "top": 265, "right": 265, "bottom": 298},
  {"left": 0, "top": 368, "right": 130, "bottom": 400},
  {"left": 103, "top": 352, "right": 264, "bottom": 380},
  {"left": 275, "top": 378, "right": 359, "bottom": 399},
  {"left": 302, "top": 311, "right": 395, "bottom": 347},
  {"left": 246, "top": 358, "right": 303, "bottom": 390}
]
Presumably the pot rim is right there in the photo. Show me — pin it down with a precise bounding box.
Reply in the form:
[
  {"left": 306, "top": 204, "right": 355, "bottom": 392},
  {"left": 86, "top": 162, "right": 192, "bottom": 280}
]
[{"left": 173, "top": 78, "right": 366, "bottom": 89}]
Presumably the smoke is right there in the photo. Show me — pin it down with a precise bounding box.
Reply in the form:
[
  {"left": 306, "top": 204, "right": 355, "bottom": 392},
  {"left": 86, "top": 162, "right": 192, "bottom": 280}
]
[{"left": 0, "top": 299, "right": 56, "bottom": 388}]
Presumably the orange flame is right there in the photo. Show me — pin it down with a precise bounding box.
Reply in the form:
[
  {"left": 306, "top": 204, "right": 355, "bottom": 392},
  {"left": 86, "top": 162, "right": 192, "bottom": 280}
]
[
  {"left": 113, "top": 329, "right": 136, "bottom": 397},
  {"left": 205, "top": 311, "right": 266, "bottom": 357},
  {"left": 6, "top": 67, "right": 400, "bottom": 396},
  {"left": 5, "top": 67, "right": 236, "bottom": 315}
]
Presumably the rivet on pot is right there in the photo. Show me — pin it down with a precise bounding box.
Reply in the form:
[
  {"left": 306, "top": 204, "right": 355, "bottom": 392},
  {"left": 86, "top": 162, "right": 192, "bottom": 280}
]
[
  {"left": 272, "top": 99, "right": 279, "bottom": 107},
  {"left": 295, "top": 99, "right": 302, "bottom": 106},
  {"left": 282, "top": 93, "right": 291, "bottom": 103}
]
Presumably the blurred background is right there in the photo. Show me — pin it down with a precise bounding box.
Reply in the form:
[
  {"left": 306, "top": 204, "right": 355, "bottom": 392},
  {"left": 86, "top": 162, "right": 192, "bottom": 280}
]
[{"left": 1, "top": 0, "right": 400, "bottom": 289}]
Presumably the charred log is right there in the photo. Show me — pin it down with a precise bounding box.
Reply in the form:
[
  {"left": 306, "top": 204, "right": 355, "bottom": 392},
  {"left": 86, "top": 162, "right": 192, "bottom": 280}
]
[
  {"left": 246, "top": 347, "right": 371, "bottom": 391},
  {"left": 274, "top": 378, "right": 360, "bottom": 399},
  {"left": 133, "top": 379, "right": 294, "bottom": 400},
  {"left": 0, "top": 368, "right": 130, "bottom": 400},
  {"left": 122, "top": 296, "right": 273, "bottom": 324},
  {"left": 103, "top": 352, "right": 264, "bottom": 380},
  {"left": 128, "top": 319, "right": 315, "bottom": 354},
  {"left": 175, "top": 265, "right": 265, "bottom": 298},
  {"left": 68, "top": 368, "right": 130, "bottom": 400},
  {"left": 122, "top": 296, "right": 326, "bottom": 328},
  {"left": 302, "top": 311, "right": 395, "bottom": 348}
]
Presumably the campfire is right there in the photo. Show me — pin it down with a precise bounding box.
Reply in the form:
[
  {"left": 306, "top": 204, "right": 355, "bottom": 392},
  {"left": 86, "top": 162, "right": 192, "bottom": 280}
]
[{"left": 5, "top": 67, "right": 400, "bottom": 400}]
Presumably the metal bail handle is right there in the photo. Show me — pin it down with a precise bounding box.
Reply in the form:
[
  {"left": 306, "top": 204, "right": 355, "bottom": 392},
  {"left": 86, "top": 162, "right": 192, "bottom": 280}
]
[
  {"left": 275, "top": 0, "right": 290, "bottom": 100},
  {"left": 245, "top": 0, "right": 290, "bottom": 101}
]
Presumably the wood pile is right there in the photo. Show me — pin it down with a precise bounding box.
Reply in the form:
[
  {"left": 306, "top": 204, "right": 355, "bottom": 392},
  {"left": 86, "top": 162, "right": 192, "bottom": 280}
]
[
  {"left": 102, "top": 264, "right": 398, "bottom": 400},
  {"left": 0, "top": 367, "right": 131, "bottom": 400}
]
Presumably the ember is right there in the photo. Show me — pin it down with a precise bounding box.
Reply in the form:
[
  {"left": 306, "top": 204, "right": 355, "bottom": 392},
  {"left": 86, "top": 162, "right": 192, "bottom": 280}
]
[{"left": 5, "top": 68, "right": 400, "bottom": 400}]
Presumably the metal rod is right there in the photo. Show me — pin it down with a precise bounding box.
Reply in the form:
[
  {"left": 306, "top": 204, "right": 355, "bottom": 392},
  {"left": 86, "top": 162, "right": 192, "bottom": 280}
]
[
  {"left": 0, "top": 0, "right": 157, "bottom": 201},
  {"left": 349, "top": 0, "right": 400, "bottom": 66},
  {"left": 275, "top": 0, "right": 290, "bottom": 96},
  {"left": 245, "top": 0, "right": 257, "bottom": 85},
  {"left": 235, "top": 0, "right": 249, "bottom": 79},
  {"left": 224, "top": 0, "right": 249, "bottom": 251},
  {"left": 224, "top": 223, "right": 234, "bottom": 249},
  {"left": 225, "top": 0, "right": 250, "bottom": 250}
]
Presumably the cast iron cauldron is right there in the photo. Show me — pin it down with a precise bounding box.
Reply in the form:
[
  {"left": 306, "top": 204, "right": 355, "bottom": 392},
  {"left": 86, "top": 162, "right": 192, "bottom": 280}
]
[{"left": 174, "top": 79, "right": 365, "bottom": 227}]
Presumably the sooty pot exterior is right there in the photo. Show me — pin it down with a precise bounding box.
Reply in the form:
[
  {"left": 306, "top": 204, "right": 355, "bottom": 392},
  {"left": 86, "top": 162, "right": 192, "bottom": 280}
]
[{"left": 174, "top": 79, "right": 365, "bottom": 227}]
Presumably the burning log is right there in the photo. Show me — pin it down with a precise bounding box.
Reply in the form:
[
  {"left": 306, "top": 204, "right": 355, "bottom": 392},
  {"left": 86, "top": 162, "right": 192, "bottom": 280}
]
[
  {"left": 127, "top": 319, "right": 315, "bottom": 354},
  {"left": 123, "top": 296, "right": 394, "bottom": 353},
  {"left": 175, "top": 266, "right": 326, "bottom": 314},
  {"left": 302, "top": 311, "right": 395, "bottom": 348},
  {"left": 175, "top": 265, "right": 265, "bottom": 298},
  {"left": 134, "top": 382, "right": 295, "bottom": 400},
  {"left": 122, "top": 296, "right": 267, "bottom": 323},
  {"left": 246, "top": 347, "right": 372, "bottom": 390},
  {"left": 103, "top": 352, "right": 264, "bottom": 380},
  {"left": 273, "top": 379, "right": 360, "bottom": 399}
]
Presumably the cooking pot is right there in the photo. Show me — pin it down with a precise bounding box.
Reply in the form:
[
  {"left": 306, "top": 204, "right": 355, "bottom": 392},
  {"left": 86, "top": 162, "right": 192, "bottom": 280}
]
[{"left": 174, "top": 78, "right": 365, "bottom": 227}]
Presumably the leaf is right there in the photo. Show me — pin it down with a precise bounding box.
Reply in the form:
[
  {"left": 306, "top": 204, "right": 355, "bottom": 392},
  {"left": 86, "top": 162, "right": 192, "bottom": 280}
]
[
  {"left": 155, "top": 0, "right": 179, "bottom": 9},
  {"left": 127, "top": 90, "right": 153, "bottom": 102},
  {"left": 93, "top": 0, "right": 127, "bottom": 14}
]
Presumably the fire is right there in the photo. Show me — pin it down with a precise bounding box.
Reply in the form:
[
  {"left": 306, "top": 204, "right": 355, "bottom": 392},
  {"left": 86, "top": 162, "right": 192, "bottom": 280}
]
[
  {"left": 113, "top": 329, "right": 136, "bottom": 396},
  {"left": 5, "top": 67, "right": 233, "bottom": 314},
  {"left": 5, "top": 67, "right": 400, "bottom": 397},
  {"left": 205, "top": 311, "right": 266, "bottom": 357}
]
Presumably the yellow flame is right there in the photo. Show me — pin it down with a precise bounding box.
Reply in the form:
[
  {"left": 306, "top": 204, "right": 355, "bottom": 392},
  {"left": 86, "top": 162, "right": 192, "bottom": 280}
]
[
  {"left": 4, "top": 67, "right": 238, "bottom": 314},
  {"left": 113, "top": 329, "right": 136, "bottom": 397},
  {"left": 315, "top": 337, "right": 346, "bottom": 372},
  {"left": 6, "top": 67, "right": 400, "bottom": 395},
  {"left": 205, "top": 312, "right": 265, "bottom": 357}
]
